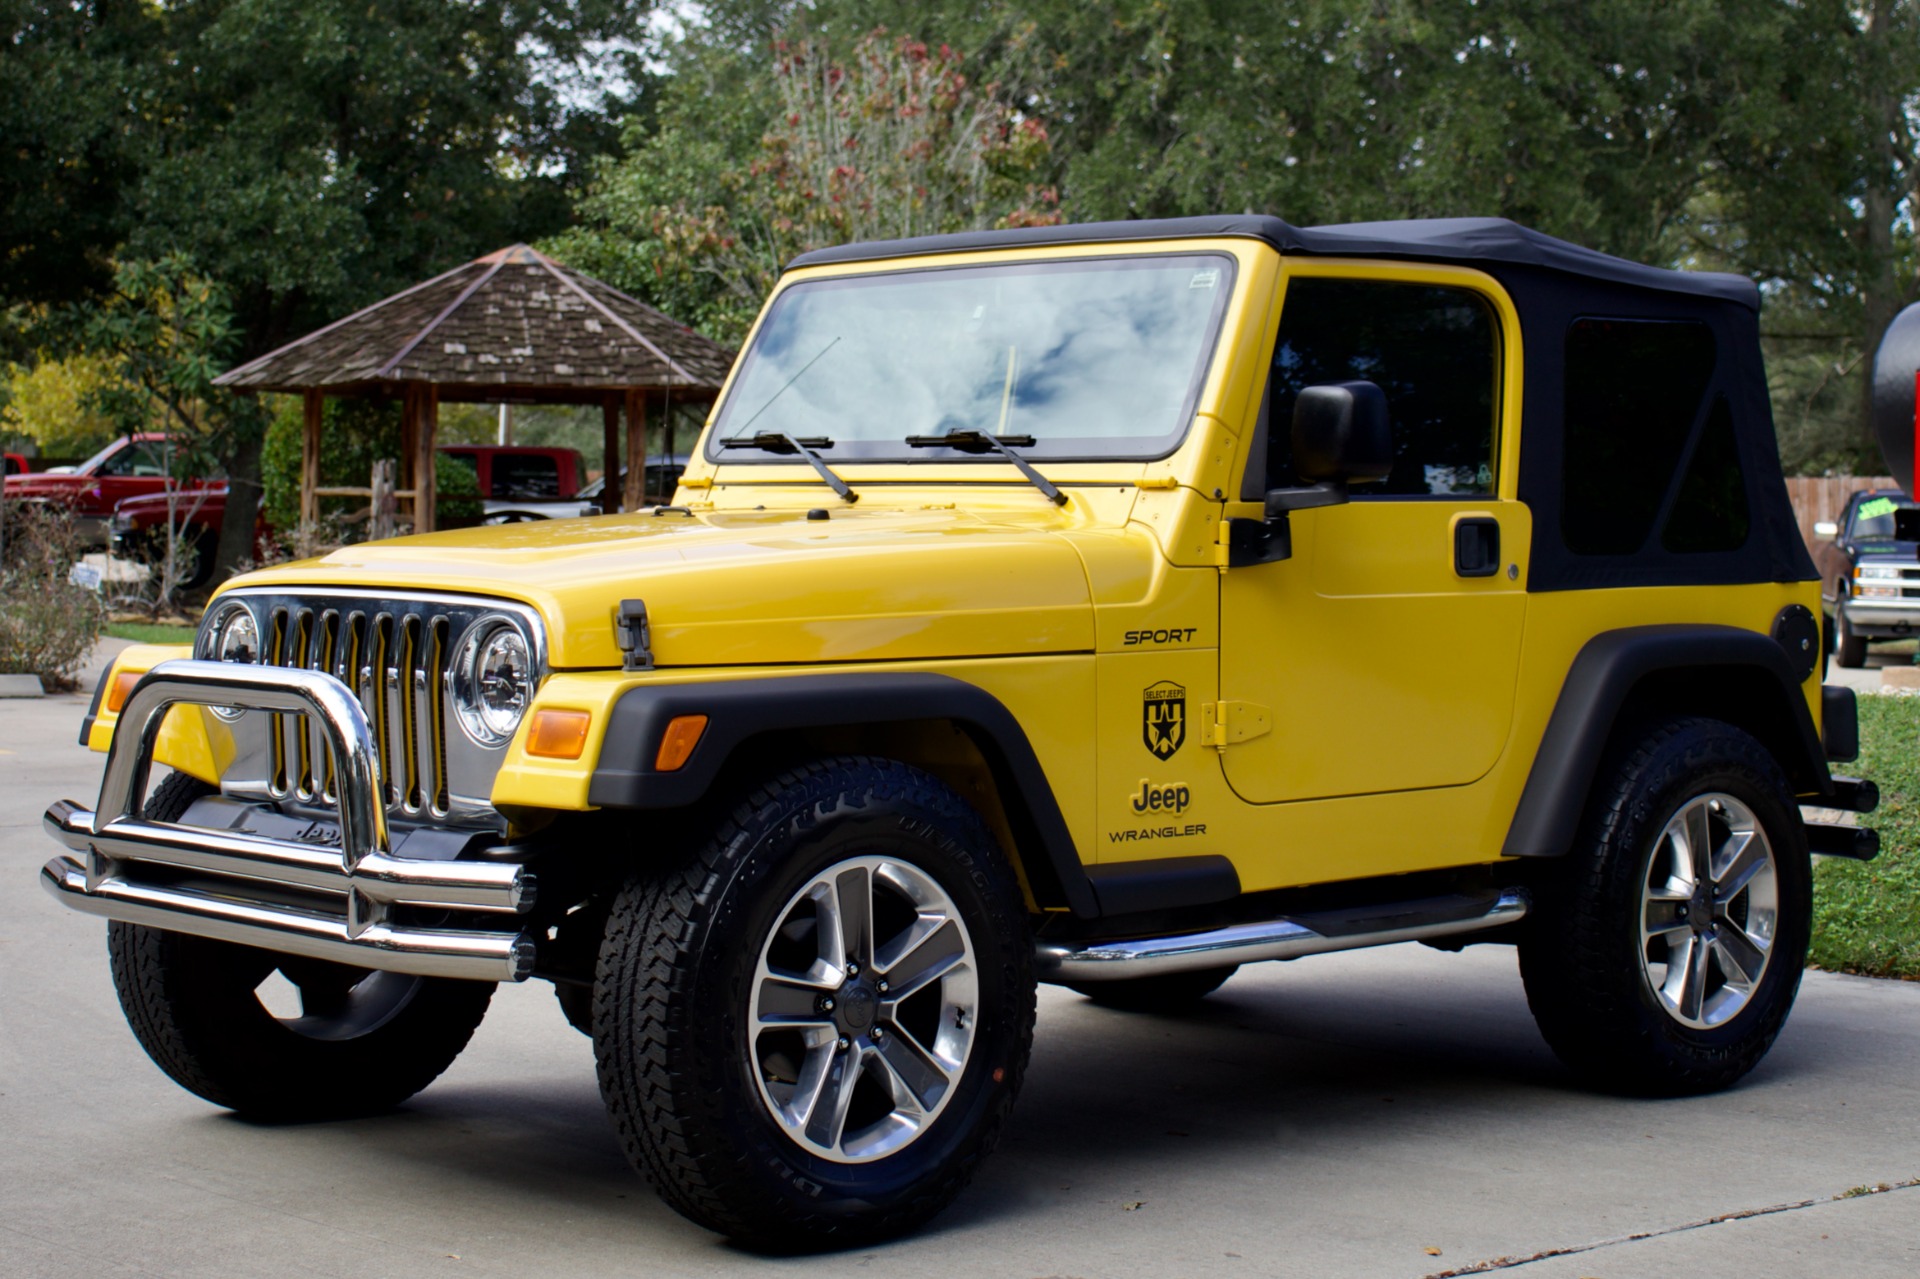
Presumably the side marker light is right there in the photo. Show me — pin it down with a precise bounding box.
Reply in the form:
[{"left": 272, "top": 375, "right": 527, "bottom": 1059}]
[
  {"left": 526, "top": 709, "right": 591, "bottom": 760},
  {"left": 655, "top": 714, "right": 709, "bottom": 772},
  {"left": 106, "top": 670, "right": 143, "bottom": 714}
]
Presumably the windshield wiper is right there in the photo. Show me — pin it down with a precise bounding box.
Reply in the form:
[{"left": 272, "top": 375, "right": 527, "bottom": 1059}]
[
  {"left": 719, "top": 432, "right": 857, "bottom": 503},
  {"left": 904, "top": 430, "right": 1067, "bottom": 506}
]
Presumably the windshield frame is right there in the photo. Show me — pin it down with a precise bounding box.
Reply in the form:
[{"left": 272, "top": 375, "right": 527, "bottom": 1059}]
[{"left": 704, "top": 250, "right": 1240, "bottom": 467}]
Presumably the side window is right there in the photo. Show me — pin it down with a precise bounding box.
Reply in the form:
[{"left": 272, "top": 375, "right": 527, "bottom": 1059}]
[
  {"left": 1561, "top": 318, "right": 1726, "bottom": 555},
  {"left": 491, "top": 454, "right": 561, "bottom": 498},
  {"left": 1266, "top": 277, "right": 1499, "bottom": 497},
  {"left": 98, "top": 444, "right": 164, "bottom": 477}
]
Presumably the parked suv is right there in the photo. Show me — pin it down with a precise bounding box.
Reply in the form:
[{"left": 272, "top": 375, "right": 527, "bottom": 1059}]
[
  {"left": 43, "top": 216, "right": 1876, "bottom": 1249},
  {"left": 1812, "top": 488, "right": 1920, "bottom": 666}
]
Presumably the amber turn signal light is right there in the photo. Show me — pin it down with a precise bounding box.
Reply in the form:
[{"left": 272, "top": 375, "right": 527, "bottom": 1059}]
[
  {"left": 526, "top": 709, "right": 591, "bottom": 760},
  {"left": 654, "top": 714, "right": 709, "bottom": 772},
  {"left": 106, "top": 670, "right": 143, "bottom": 714}
]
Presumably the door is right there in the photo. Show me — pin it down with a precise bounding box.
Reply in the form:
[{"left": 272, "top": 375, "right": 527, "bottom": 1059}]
[{"left": 1220, "top": 265, "right": 1528, "bottom": 804}]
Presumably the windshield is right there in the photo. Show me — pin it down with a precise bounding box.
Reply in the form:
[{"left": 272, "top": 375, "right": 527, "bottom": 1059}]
[
  {"left": 1851, "top": 494, "right": 1919, "bottom": 539},
  {"left": 707, "top": 254, "right": 1236, "bottom": 462}
]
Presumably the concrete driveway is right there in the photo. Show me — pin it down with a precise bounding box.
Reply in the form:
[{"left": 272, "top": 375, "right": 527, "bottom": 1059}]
[{"left": 3, "top": 672, "right": 1916, "bottom": 1278}]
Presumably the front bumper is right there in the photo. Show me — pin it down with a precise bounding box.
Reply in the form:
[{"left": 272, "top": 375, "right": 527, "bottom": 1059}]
[
  {"left": 1838, "top": 596, "right": 1920, "bottom": 637},
  {"left": 40, "top": 660, "right": 537, "bottom": 983}
]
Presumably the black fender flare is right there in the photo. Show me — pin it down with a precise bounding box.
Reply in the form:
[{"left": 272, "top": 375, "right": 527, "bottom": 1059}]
[
  {"left": 1501, "top": 624, "right": 1830, "bottom": 860},
  {"left": 586, "top": 672, "right": 1100, "bottom": 916}
]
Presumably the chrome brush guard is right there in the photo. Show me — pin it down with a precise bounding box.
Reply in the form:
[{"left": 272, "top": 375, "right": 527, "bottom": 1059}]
[{"left": 40, "top": 660, "right": 537, "bottom": 982}]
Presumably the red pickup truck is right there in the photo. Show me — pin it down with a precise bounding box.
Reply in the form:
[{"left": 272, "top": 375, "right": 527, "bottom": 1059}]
[{"left": 2, "top": 433, "right": 218, "bottom": 549}]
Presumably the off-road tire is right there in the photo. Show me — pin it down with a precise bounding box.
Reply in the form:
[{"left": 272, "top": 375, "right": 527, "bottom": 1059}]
[
  {"left": 107, "top": 774, "right": 496, "bottom": 1121},
  {"left": 1834, "top": 607, "right": 1868, "bottom": 668},
  {"left": 1067, "top": 965, "right": 1238, "bottom": 1012},
  {"left": 1518, "top": 718, "right": 1810, "bottom": 1096},
  {"left": 592, "top": 756, "right": 1035, "bottom": 1251}
]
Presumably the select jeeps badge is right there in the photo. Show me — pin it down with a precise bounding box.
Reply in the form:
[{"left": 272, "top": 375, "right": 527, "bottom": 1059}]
[{"left": 1143, "top": 681, "right": 1186, "bottom": 759}]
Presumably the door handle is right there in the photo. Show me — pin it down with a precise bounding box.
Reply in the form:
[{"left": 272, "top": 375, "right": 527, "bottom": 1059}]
[{"left": 1454, "top": 517, "right": 1500, "bottom": 577}]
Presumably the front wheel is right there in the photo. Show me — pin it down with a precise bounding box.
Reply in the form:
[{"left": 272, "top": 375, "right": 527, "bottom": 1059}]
[
  {"left": 1835, "top": 605, "right": 1868, "bottom": 667},
  {"left": 1519, "top": 718, "right": 1810, "bottom": 1096},
  {"left": 105, "top": 773, "right": 496, "bottom": 1120},
  {"left": 592, "top": 757, "right": 1035, "bottom": 1250}
]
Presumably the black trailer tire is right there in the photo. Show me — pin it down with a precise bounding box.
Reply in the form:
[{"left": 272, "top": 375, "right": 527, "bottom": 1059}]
[
  {"left": 1066, "top": 965, "right": 1238, "bottom": 1012},
  {"left": 592, "top": 756, "right": 1035, "bottom": 1251},
  {"left": 106, "top": 774, "right": 496, "bottom": 1121},
  {"left": 1518, "top": 718, "right": 1811, "bottom": 1097}
]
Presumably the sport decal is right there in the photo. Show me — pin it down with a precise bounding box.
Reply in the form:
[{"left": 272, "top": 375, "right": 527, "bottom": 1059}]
[{"left": 1142, "top": 681, "right": 1186, "bottom": 760}]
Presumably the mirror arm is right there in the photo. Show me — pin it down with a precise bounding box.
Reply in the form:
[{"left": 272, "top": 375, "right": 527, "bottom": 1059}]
[{"left": 1264, "top": 480, "right": 1349, "bottom": 517}]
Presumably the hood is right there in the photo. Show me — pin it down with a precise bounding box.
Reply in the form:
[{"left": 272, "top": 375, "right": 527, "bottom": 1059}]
[
  {"left": 1848, "top": 540, "right": 1920, "bottom": 561},
  {"left": 3, "top": 473, "right": 91, "bottom": 498},
  {"left": 231, "top": 506, "right": 1097, "bottom": 668}
]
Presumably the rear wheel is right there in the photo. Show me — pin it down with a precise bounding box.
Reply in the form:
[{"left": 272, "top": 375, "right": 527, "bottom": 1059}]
[
  {"left": 106, "top": 774, "right": 496, "bottom": 1120},
  {"left": 1519, "top": 718, "right": 1810, "bottom": 1096}
]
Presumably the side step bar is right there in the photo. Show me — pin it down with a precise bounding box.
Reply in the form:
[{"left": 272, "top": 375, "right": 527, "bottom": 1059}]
[{"left": 1036, "top": 888, "right": 1529, "bottom": 983}]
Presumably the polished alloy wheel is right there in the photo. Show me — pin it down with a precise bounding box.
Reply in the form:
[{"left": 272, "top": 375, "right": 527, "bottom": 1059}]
[
  {"left": 1638, "top": 792, "right": 1780, "bottom": 1030},
  {"left": 748, "top": 855, "right": 979, "bottom": 1163}
]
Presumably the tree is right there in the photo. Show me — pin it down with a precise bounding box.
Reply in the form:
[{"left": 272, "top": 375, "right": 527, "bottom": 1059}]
[
  {"left": 10, "top": 0, "right": 658, "bottom": 576},
  {"left": 0, "top": 353, "right": 126, "bottom": 458},
  {"left": 551, "top": 26, "right": 1058, "bottom": 342},
  {"left": 50, "top": 256, "right": 258, "bottom": 614},
  {"left": 0, "top": 1, "right": 154, "bottom": 323},
  {"left": 1706, "top": 0, "right": 1920, "bottom": 466}
]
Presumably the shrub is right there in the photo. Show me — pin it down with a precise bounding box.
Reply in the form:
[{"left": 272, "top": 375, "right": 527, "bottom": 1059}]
[{"left": 0, "top": 503, "right": 107, "bottom": 690}]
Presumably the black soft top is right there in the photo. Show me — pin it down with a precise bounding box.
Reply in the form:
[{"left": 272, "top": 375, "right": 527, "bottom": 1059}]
[{"left": 788, "top": 215, "right": 1758, "bottom": 310}]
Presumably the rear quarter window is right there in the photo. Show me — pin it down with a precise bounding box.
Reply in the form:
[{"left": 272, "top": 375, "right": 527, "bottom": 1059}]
[{"left": 1561, "top": 318, "right": 1747, "bottom": 556}]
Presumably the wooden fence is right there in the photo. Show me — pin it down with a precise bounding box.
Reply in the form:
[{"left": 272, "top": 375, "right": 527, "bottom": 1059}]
[{"left": 1784, "top": 476, "right": 1898, "bottom": 554}]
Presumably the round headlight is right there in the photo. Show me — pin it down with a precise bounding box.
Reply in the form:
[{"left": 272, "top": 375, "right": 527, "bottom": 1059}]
[
  {"left": 455, "top": 623, "right": 531, "bottom": 746},
  {"left": 214, "top": 608, "right": 260, "bottom": 664}
]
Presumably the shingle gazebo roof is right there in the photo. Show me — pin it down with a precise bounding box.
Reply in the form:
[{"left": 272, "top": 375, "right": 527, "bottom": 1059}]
[
  {"left": 215, "top": 244, "right": 735, "bottom": 402},
  {"left": 213, "top": 245, "right": 735, "bottom": 533}
]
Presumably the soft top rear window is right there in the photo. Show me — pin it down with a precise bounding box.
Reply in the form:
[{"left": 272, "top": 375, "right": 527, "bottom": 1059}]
[{"left": 707, "top": 254, "right": 1236, "bottom": 462}]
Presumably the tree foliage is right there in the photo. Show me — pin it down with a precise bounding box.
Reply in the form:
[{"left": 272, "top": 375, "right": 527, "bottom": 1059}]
[
  {"left": 5, "top": 0, "right": 657, "bottom": 577},
  {"left": 0, "top": 353, "right": 125, "bottom": 458},
  {"left": 552, "top": 26, "right": 1059, "bottom": 342}
]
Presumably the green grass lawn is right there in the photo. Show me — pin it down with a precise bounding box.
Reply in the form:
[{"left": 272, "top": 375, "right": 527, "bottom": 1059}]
[
  {"left": 103, "top": 621, "right": 196, "bottom": 645},
  {"left": 1811, "top": 693, "right": 1920, "bottom": 979}
]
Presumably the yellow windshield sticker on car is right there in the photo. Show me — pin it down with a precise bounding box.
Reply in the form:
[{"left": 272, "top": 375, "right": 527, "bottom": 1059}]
[{"left": 1859, "top": 497, "right": 1898, "bottom": 521}]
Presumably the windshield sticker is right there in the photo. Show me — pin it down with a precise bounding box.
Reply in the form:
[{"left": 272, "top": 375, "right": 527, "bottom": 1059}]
[
  {"left": 1190, "top": 269, "right": 1220, "bottom": 289},
  {"left": 1859, "top": 497, "right": 1898, "bottom": 521},
  {"left": 1143, "top": 681, "right": 1187, "bottom": 759}
]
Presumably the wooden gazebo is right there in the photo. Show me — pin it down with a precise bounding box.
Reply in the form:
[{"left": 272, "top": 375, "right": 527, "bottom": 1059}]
[{"left": 215, "top": 245, "right": 736, "bottom": 531}]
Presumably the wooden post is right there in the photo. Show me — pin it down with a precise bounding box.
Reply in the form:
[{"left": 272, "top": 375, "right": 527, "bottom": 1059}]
[
  {"left": 415, "top": 383, "right": 438, "bottom": 534},
  {"left": 623, "top": 389, "right": 647, "bottom": 512},
  {"left": 301, "top": 390, "right": 323, "bottom": 529},
  {"left": 399, "top": 389, "right": 419, "bottom": 498},
  {"left": 601, "top": 394, "right": 621, "bottom": 515},
  {"left": 371, "top": 459, "right": 397, "bottom": 541}
]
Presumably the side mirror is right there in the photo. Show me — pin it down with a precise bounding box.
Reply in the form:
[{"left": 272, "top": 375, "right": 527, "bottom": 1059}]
[
  {"left": 1265, "top": 380, "right": 1392, "bottom": 516},
  {"left": 1814, "top": 520, "right": 1839, "bottom": 538}
]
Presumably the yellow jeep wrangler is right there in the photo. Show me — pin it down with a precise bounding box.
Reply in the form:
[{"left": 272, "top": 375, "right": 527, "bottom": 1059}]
[{"left": 44, "top": 215, "right": 1879, "bottom": 1247}]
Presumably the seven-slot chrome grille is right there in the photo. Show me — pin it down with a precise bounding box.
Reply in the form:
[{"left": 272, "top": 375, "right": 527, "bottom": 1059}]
[{"left": 200, "top": 589, "right": 546, "bottom": 827}]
